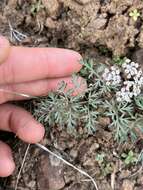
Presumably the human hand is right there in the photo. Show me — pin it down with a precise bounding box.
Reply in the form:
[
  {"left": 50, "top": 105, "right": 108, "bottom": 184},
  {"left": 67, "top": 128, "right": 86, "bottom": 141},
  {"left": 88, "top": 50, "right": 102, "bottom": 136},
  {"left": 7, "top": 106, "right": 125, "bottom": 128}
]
[{"left": 0, "top": 36, "right": 86, "bottom": 177}]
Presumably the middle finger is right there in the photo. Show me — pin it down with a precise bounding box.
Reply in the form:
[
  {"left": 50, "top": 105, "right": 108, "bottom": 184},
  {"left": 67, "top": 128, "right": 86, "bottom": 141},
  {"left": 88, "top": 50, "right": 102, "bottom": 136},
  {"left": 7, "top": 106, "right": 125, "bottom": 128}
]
[{"left": 0, "top": 76, "right": 87, "bottom": 103}]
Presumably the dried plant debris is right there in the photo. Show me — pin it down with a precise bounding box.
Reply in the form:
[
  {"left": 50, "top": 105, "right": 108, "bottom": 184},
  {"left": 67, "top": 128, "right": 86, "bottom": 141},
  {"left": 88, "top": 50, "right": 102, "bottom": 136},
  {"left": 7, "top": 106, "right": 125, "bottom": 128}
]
[{"left": 33, "top": 58, "right": 143, "bottom": 143}]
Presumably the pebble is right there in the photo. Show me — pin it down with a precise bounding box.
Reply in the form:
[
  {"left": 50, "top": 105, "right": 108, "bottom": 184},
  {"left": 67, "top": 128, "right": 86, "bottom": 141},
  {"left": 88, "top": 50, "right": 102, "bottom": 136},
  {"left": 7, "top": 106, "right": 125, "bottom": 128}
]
[
  {"left": 37, "top": 154, "right": 65, "bottom": 190},
  {"left": 74, "top": 0, "right": 92, "bottom": 5},
  {"left": 41, "top": 0, "right": 59, "bottom": 16}
]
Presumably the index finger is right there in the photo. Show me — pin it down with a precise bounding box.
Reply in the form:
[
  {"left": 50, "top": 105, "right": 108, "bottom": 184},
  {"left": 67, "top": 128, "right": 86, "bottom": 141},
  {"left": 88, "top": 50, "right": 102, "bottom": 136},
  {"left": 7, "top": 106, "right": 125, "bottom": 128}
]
[{"left": 0, "top": 46, "right": 82, "bottom": 84}]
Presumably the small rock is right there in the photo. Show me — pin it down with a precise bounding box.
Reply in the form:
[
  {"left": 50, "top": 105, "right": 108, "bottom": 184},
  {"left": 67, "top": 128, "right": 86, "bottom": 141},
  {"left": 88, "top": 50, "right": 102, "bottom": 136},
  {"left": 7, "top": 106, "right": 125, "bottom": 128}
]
[
  {"left": 49, "top": 153, "right": 62, "bottom": 166},
  {"left": 45, "top": 17, "right": 57, "bottom": 29},
  {"left": 88, "top": 18, "right": 107, "bottom": 30},
  {"left": 134, "top": 187, "right": 143, "bottom": 190},
  {"left": 98, "top": 181, "right": 112, "bottom": 190},
  {"left": 64, "top": 170, "right": 76, "bottom": 184},
  {"left": 41, "top": 0, "right": 59, "bottom": 16},
  {"left": 27, "top": 180, "right": 36, "bottom": 188},
  {"left": 138, "top": 31, "right": 143, "bottom": 48},
  {"left": 98, "top": 116, "right": 111, "bottom": 127},
  {"left": 137, "top": 175, "right": 143, "bottom": 184},
  {"left": 70, "top": 149, "right": 78, "bottom": 158},
  {"left": 89, "top": 143, "right": 100, "bottom": 153},
  {"left": 119, "top": 170, "right": 131, "bottom": 179},
  {"left": 122, "top": 180, "right": 134, "bottom": 190},
  {"left": 74, "top": 0, "right": 91, "bottom": 5},
  {"left": 83, "top": 157, "right": 95, "bottom": 167},
  {"left": 37, "top": 154, "right": 65, "bottom": 190}
]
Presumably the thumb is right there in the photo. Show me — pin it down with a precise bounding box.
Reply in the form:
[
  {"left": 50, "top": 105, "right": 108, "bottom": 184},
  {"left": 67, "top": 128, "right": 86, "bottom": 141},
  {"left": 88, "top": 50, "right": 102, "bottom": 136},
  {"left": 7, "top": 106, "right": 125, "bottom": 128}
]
[{"left": 0, "top": 36, "right": 11, "bottom": 64}]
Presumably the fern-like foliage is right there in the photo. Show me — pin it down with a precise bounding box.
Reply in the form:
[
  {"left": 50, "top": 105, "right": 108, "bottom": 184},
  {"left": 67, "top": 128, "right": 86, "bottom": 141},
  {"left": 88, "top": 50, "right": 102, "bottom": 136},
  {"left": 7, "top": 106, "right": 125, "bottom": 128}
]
[
  {"left": 103, "top": 99, "right": 135, "bottom": 142},
  {"left": 135, "top": 95, "right": 143, "bottom": 110},
  {"left": 33, "top": 59, "right": 143, "bottom": 143}
]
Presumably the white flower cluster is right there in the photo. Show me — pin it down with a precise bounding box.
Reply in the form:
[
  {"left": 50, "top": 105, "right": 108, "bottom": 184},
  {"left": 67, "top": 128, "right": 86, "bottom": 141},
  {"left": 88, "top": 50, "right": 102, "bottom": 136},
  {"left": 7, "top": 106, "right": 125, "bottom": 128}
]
[
  {"left": 102, "top": 66, "right": 121, "bottom": 86},
  {"left": 122, "top": 59, "right": 140, "bottom": 79},
  {"left": 102, "top": 58, "right": 143, "bottom": 102}
]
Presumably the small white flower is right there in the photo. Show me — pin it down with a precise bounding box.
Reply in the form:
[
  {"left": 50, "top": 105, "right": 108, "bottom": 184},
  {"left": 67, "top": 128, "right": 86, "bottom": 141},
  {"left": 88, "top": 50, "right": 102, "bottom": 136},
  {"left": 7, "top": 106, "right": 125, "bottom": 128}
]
[
  {"left": 140, "top": 76, "right": 143, "bottom": 83},
  {"left": 104, "top": 68, "right": 109, "bottom": 73},
  {"left": 129, "top": 92, "right": 134, "bottom": 98},
  {"left": 112, "top": 81, "right": 117, "bottom": 85},
  {"left": 112, "top": 71, "right": 116, "bottom": 76},
  {"left": 124, "top": 81, "right": 133, "bottom": 87},
  {"left": 133, "top": 92, "right": 138, "bottom": 96},
  {"left": 121, "top": 87, "right": 126, "bottom": 92},
  {"left": 131, "top": 62, "right": 136, "bottom": 66},
  {"left": 125, "top": 58, "right": 131, "bottom": 64},
  {"left": 125, "top": 86, "right": 130, "bottom": 91},
  {"left": 127, "top": 74, "right": 131, "bottom": 79},
  {"left": 134, "top": 77, "right": 138, "bottom": 83},
  {"left": 111, "top": 66, "right": 116, "bottom": 71},
  {"left": 116, "top": 69, "right": 120, "bottom": 75},
  {"left": 122, "top": 63, "right": 127, "bottom": 68},
  {"left": 130, "top": 70, "right": 135, "bottom": 75},
  {"left": 125, "top": 69, "right": 130, "bottom": 74},
  {"left": 133, "top": 86, "right": 141, "bottom": 94},
  {"left": 117, "top": 96, "right": 122, "bottom": 102},
  {"left": 116, "top": 75, "right": 121, "bottom": 80},
  {"left": 125, "top": 96, "right": 131, "bottom": 102},
  {"left": 123, "top": 81, "right": 128, "bottom": 85},
  {"left": 123, "top": 92, "right": 132, "bottom": 102},
  {"left": 106, "top": 81, "right": 111, "bottom": 85},
  {"left": 135, "top": 63, "right": 139, "bottom": 68},
  {"left": 130, "top": 62, "right": 139, "bottom": 68},
  {"left": 135, "top": 70, "right": 142, "bottom": 79}
]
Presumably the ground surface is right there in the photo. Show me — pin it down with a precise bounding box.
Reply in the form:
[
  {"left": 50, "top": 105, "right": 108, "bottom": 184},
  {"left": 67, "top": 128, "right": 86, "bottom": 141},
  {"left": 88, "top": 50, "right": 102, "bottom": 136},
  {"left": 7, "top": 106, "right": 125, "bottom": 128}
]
[{"left": 0, "top": 0, "right": 143, "bottom": 190}]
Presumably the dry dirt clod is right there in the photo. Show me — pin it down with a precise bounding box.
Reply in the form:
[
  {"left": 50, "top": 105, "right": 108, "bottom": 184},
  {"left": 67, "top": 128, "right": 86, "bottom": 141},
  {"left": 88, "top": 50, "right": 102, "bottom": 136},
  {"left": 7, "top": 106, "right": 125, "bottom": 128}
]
[
  {"left": 37, "top": 154, "right": 65, "bottom": 190},
  {"left": 132, "top": 49, "right": 143, "bottom": 70},
  {"left": 45, "top": 17, "right": 57, "bottom": 29},
  {"left": 138, "top": 31, "right": 143, "bottom": 49},
  {"left": 27, "top": 180, "right": 36, "bottom": 188},
  {"left": 90, "top": 18, "right": 107, "bottom": 30},
  {"left": 74, "top": 0, "right": 92, "bottom": 5},
  {"left": 41, "top": 0, "right": 60, "bottom": 17},
  {"left": 70, "top": 149, "right": 78, "bottom": 158},
  {"left": 121, "top": 180, "right": 134, "bottom": 190},
  {"left": 119, "top": 170, "right": 131, "bottom": 179},
  {"left": 137, "top": 175, "right": 143, "bottom": 184},
  {"left": 101, "top": 15, "right": 138, "bottom": 56},
  {"left": 98, "top": 116, "right": 111, "bottom": 127}
]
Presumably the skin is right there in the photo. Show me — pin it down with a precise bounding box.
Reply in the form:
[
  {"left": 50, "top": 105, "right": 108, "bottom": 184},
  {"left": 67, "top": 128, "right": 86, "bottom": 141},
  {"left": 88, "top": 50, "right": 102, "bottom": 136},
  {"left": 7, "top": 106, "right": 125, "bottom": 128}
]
[{"left": 0, "top": 36, "right": 86, "bottom": 177}]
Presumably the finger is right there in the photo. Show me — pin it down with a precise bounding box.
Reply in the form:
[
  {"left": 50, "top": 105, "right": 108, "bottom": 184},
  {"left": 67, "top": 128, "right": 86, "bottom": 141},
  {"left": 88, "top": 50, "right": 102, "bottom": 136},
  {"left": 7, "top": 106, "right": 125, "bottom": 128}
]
[
  {"left": 0, "top": 104, "right": 45, "bottom": 143},
  {"left": 0, "top": 47, "right": 82, "bottom": 84},
  {"left": 0, "top": 36, "right": 11, "bottom": 64},
  {"left": 0, "top": 76, "right": 87, "bottom": 103},
  {"left": 0, "top": 141, "right": 15, "bottom": 177}
]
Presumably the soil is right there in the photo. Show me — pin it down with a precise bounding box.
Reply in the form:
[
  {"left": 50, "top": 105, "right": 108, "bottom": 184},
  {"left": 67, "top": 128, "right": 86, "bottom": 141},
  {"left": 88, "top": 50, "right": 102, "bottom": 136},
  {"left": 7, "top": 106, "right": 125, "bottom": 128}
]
[{"left": 0, "top": 0, "right": 143, "bottom": 190}]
